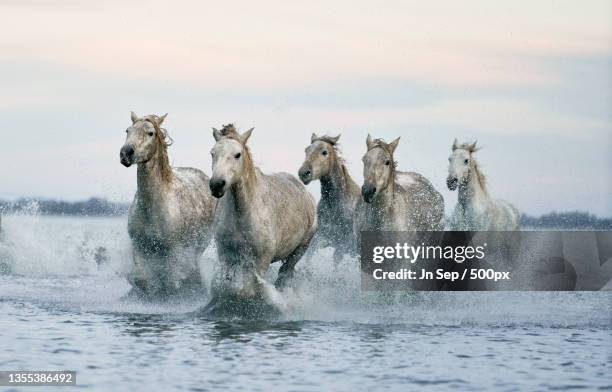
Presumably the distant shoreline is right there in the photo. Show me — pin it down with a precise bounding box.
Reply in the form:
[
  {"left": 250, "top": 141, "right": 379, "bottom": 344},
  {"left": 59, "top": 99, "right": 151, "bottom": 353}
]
[
  {"left": 1, "top": 197, "right": 611, "bottom": 229},
  {"left": 0, "top": 198, "right": 128, "bottom": 217}
]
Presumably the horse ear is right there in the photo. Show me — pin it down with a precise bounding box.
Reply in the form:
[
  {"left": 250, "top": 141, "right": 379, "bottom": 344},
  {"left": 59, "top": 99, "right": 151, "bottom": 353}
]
[
  {"left": 329, "top": 134, "right": 341, "bottom": 145},
  {"left": 130, "top": 111, "right": 139, "bottom": 123},
  {"left": 157, "top": 113, "right": 168, "bottom": 126},
  {"left": 241, "top": 128, "right": 254, "bottom": 144},
  {"left": 212, "top": 127, "right": 222, "bottom": 142},
  {"left": 469, "top": 140, "right": 478, "bottom": 152},
  {"left": 452, "top": 138, "right": 459, "bottom": 151},
  {"left": 366, "top": 133, "right": 374, "bottom": 149},
  {"left": 389, "top": 137, "right": 400, "bottom": 153},
  {"left": 311, "top": 133, "right": 318, "bottom": 143}
]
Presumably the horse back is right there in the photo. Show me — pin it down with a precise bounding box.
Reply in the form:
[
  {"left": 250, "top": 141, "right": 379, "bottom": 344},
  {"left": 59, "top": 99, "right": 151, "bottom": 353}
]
[
  {"left": 262, "top": 172, "right": 317, "bottom": 218},
  {"left": 491, "top": 199, "right": 520, "bottom": 230},
  {"left": 259, "top": 172, "right": 317, "bottom": 250},
  {"left": 396, "top": 171, "right": 445, "bottom": 230},
  {"left": 173, "top": 166, "right": 209, "bottom": 187}
]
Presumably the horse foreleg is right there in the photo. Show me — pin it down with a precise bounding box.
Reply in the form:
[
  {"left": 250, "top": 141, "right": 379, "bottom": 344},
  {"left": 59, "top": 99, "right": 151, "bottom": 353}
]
[
  {"left": 275, "top": 242, "right": 310, "bottom": 289},
  {"left": 127, "top": 251, "right": 151, "bottom": 290}
]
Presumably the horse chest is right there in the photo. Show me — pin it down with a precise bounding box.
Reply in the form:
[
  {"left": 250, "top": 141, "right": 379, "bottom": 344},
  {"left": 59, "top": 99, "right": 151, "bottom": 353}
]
[
  {"left": 360, "top": 205, "right": 384, "bottom": 231},
  {"left": 452, "top": 202, "right": 481, "bottom": 230},
  {"left": 215, "top": 226, "right": 251, "bottom": 256},
  {"left": 129, "top": 223, "right": 171, "bottom": 255},
  {"left": 128, "top": 202, "right": 180, "bottom": 251},
  {"left": 214, "top": 207, "right": 273, "bottom": 258}
]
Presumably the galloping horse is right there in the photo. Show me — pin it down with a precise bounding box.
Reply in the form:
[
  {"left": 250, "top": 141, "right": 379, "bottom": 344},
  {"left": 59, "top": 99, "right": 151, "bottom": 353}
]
[
  {"left": 209, "top": 124, "right": 317, "bottom": 299},
  {"left": 446, "top": 139, "right": 519, "bottom": 230},
  {"left": 298, "top": 133, "right": 360, "bottom": 262},
  {"left": 354, "top": 134, "right": 445, "bottom": 235},
  {"left": 120, "top": 112, "right": 216, "bottom": 298}
]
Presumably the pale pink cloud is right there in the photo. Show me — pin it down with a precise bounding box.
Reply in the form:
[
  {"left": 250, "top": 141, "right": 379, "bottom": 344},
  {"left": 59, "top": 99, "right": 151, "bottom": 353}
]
[{"left": 1, "top": 0, "right": 609, "bottom": 91}]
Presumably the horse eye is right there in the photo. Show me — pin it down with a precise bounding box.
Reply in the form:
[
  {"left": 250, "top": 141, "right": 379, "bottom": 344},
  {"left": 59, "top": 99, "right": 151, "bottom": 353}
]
[
  {"left": 234, "top": 153, "right": 241, "bottom": 159},
  {"left": 464, "top": 159, "right": 469, "bottom": 165},
  {"left": 322, "top": 150, "right": 328, "bottom": 156},
  {"left": 385, "top": 160, "right": 390, "bottom": 166}
]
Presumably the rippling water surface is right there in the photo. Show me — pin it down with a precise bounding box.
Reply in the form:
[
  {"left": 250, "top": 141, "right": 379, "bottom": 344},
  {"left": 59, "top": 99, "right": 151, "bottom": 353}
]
[{"left": 0, "top": 215, "right": 610, "bottom": 391}]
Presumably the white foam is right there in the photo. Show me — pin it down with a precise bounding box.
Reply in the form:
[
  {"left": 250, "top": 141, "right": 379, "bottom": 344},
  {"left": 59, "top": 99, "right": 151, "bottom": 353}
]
[{"left": 0, "top": 215, "right": 610, "bottom": 327}]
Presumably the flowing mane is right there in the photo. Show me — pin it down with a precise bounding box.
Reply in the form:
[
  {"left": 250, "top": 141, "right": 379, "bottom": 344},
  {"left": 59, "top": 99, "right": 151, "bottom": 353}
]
[
  {"left": 142, "top": 115, "right": 173, "bottom": 184},
  {"left": 217, "top": 123, "right": 242, "bottom": 141},
  {"left": 470, "top": 159, "right": 488, "bottom": 195},
  {"left": 453, "top": 141, "right": 479, "bottom": 154}
]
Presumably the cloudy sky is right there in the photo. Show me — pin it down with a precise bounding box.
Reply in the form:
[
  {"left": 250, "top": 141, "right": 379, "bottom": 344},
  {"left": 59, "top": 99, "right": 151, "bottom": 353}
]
[{"left": 0, "top": 0, "right": 610, "bottom": 215}]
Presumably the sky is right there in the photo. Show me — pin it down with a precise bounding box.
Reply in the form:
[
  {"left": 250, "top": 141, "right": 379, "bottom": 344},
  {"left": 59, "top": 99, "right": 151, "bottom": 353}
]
[{"left": 0, "top": 0, "right": 610, "bottom": 216}]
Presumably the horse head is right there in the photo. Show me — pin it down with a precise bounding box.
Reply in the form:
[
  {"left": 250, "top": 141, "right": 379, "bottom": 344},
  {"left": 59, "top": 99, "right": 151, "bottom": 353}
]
[
  {"left": 298, "top": 133, "right": 341, "bottom": 185},
  {"left": 209, "top": 124, "right": 254, "bottom": 198},
  {"left": 120, "top": 111, "right": 170, "bottom": 167},
  {"left": 447, "top": 139, "right": 480, "bottom": 190},
  {"left": 361, "top": 134, "right": 400, "bottom": 203}
]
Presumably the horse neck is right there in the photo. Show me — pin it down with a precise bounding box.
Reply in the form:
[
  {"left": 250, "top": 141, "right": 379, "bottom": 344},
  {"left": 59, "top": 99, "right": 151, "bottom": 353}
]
[
  {"left": 458, "top": 162, "right": 489, "bottom": 210},
  {"left": 320, "top": 155, "right": 358, "bottom": 205},
  {"left": 136, "top": 147, "right": 173, "bottom": 205}
]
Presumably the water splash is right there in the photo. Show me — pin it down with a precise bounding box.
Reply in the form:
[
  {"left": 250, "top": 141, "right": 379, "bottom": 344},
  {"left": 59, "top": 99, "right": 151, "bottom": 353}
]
[{"left": 0, "top": 215, "right": 610, "bottom": 328}]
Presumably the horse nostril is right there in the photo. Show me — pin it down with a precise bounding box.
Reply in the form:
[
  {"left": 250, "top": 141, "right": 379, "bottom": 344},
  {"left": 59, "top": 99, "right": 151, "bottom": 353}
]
[
  {"left": 298, "top": 168, "right": 312, "bottom": 184},
  {"left": 209, "top": 179, "right": 226, "bottom": 196},
  {"left": 120, "top": 145, "right": 135, "bottom": 166}
]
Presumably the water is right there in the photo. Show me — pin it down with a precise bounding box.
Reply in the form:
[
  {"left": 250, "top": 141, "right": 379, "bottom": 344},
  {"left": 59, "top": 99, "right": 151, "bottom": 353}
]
[{"left": 0, "top": 215, "right": 610, "bottom": 391}]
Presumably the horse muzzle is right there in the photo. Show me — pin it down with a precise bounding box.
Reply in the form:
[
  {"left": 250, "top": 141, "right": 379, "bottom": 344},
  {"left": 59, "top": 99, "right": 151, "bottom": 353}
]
[
  {"left": 209, "top": 178, "right": 226, "bottom": 198},
  {"left": 361, "top": 184, "right": 377, "bottom": 203},
  {"left": 298, "top": 166, "right": 312, "bottom": 185},
  {"left": 120, "top": 145, "right": 135, "bottom": 167},
  {"left": 447, "top": 177, "right": 458, "bottom": 190}
]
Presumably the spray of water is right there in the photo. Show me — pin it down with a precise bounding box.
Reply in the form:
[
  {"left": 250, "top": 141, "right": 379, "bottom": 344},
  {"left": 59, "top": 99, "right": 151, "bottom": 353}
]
[{"left": 0, "top": 214, "right": 610, "bottom": 327}]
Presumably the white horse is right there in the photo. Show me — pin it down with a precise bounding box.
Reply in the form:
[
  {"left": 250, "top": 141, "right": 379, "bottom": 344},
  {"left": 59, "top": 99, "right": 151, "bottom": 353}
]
[
  {"left": 446, "top": 139, "right": 519, "bottom": 230},
  {"left": 208, "top": 124, "right": 317, "bottom": 300},
  {"left": 120, "top": 112, "right": 216, "bottom": 298},
  {"left": 298, "top": 133, "right": 360, "bottom": 262},
  {"left": 354, "top": 134, "right": 445, "bottom": 234}
]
